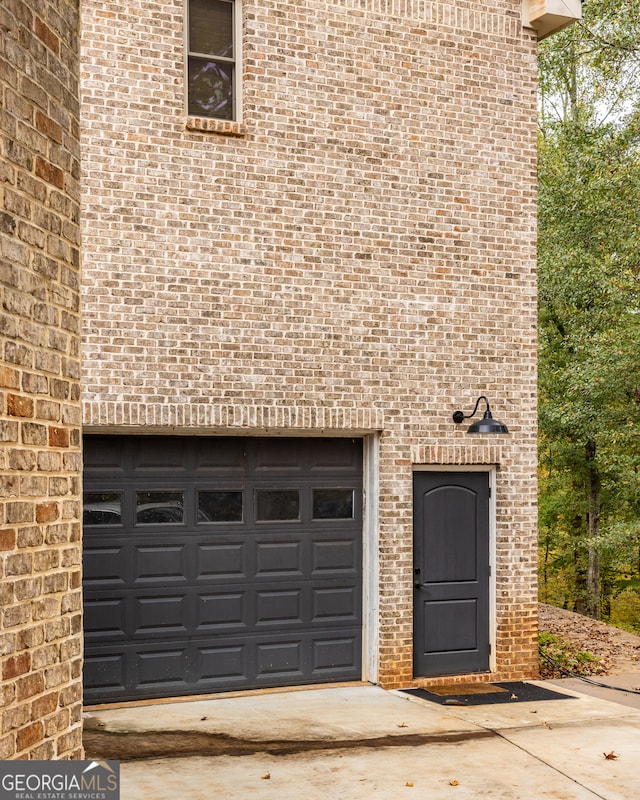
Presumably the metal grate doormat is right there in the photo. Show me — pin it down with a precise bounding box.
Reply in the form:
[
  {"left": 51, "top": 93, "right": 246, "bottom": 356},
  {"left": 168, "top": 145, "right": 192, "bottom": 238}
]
[{"left": 401, "top": 682, "right": 576, "bottom": 706}]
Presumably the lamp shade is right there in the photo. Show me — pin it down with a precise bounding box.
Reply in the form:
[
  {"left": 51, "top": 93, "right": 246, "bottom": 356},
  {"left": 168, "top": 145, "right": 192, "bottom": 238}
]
[{"left": 466, "top": 409, "right": 509, "bottom": 434}]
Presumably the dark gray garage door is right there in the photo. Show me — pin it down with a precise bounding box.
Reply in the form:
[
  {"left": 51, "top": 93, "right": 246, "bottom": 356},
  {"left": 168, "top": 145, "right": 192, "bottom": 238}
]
[{"left": 82, "top": 436, "right": 363, "bottom": 703}]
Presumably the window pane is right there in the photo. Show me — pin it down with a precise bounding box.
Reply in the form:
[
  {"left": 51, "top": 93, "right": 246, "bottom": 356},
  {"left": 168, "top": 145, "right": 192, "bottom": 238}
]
[
  {"left": 312, "top": 489, "right": 354, "bottom": 520},
  {"left": 83, "top": 492, "right": 122, "bottom": 526},
  {"left": 198, "top": 491, "right": 243, "bottom": 522},
  {"left": 136, "top": 491, "right": 184, "bottom": 524},
  {"left": 189, "top": 0, "right": 233, "bottom": 57},
  {"left": 188, "top": 57, "right": 233, "bottom": 119},
  {"left": 256, "top": 490, "right": 300, "bottom": 521}
]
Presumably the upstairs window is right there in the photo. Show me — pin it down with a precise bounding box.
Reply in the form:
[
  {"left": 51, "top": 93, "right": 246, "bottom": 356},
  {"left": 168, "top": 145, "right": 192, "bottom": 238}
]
[{"left": 187, "top": 0, "right": 240, "bottom": 121}]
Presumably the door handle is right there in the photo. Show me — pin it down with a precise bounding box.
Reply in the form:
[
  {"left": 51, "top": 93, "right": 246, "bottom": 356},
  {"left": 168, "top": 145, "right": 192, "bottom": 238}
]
[{"left": 414, "top": 583, "right": 426, "bottom": 590}]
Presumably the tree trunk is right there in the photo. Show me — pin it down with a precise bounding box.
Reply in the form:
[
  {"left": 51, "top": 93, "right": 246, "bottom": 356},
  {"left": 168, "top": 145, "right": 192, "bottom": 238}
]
[
  {"left": 571, "top": 514, "right": 587, "bottom": 615},
  {"left": 542, "top": 535, "right": 550, "bottom": 604},
  {"left": 586, "top": 440, "right": 601, "bottom": 619}
]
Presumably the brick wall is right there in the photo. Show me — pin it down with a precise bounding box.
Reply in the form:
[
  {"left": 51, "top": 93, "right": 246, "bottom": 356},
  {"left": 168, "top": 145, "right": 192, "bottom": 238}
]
[
  {"left": 1, "top": 0, "right": 82, "bottom": 758},
  {"left": 81, "top": 0, "right": 539, "bottom": 686}
]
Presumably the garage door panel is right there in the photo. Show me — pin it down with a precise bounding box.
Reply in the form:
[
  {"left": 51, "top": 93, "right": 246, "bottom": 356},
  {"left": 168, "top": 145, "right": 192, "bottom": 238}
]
[
  {"left": 84, "top": 583, "right": 361, "bottom": 643},
  {"left": 83, "top": 544, "right": 129, "bottom": 587},
  {"left": 196, "top": 541, "right": 246, "bottom": 580},
  {"left": 135, "top": 647, "right": 189, "bottom": 689},
  {"left": 311, "top": 537, "right": 359, "bottom": 574},
  {"left": 134, "top": 544, "right": 190, "bottom": 585},
  {"left": 84, "top": 596, "right": 128, "bottom": 639},
  {"left": 253, "top": 439, "right": 303, "bottom": 473},
  {"left": 255, "top": 588, "right": 303, "bottom": 626},
  {"left": 255, "top": 539, "right": 303, "bottom": 577},
  {"left": 83, "top": 630, "right": 362, "bottom": 703},
  {"left": 257, "top": 640, "right": 303, "bottom": 678},
  {"left": 83, "top": 651, "right": 126, "bottom": 692},
  {"left": 312, "top": 634, "right": 360, "bottom": 674},
  {"left": 135, "top": 595, "right": 190, "bottom": 636},
  {"left": 193, "top": 439, "right": 247, "bottom": 472},
  {"left": 312, "top": 586, "right": 360, "bottom": 623},
  {"left": 308, "top": 439, "right": 362, "bottom": 472},
  {"left": 197, "top": 591, "right": 246, "bottom": 632},
  {"left": 83, "top": 436, "right": 363, "bottom": 702},
  {"left": 132, "top": 438, "right": 189, "bottom": 474},
  {"left": 82, "top": 438, "right": 128, "bottom": 474},
  {"left": 197, "top": 643, "right": 249, "bottom": 685}
]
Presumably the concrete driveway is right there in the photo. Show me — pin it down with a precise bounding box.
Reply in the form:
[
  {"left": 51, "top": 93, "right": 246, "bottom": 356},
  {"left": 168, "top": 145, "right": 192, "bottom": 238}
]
[{"left": 84, "top": 682, "right": 640, "bottom": 800}]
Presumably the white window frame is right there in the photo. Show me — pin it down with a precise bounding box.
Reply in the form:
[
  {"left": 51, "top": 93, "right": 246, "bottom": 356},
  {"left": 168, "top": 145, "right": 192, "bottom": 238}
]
[{"left": 185, "top": 0, "right": 243, "bottom": 123}]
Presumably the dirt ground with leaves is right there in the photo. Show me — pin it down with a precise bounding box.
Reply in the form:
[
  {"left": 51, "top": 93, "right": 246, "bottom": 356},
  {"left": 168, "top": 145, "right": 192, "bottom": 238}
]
[{"left": 538, "top": 602, "right": 640, "bottom": 677}]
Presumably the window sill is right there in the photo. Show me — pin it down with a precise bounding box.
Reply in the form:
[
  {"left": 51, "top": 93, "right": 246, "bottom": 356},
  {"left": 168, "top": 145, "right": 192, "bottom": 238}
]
[{"left": 185, "top": 117, "right": 246, "bottom": 137}]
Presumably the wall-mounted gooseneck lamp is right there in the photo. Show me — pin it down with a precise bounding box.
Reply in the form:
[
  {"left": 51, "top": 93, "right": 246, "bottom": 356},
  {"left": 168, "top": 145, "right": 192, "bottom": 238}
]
[{"left": 452, "top": 395, "right": 509, "bottom": 434}]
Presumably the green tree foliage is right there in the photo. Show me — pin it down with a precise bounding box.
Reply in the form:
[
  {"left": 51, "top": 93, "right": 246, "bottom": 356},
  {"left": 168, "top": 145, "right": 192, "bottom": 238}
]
[{"left": 538, "top": 0, "right": 640, "bottom": 623}]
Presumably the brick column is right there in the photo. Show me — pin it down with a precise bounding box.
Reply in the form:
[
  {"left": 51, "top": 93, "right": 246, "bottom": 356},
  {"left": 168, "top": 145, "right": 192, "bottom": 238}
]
[{"left": 1, "top": 0, "right": 83, "bottom": 759}]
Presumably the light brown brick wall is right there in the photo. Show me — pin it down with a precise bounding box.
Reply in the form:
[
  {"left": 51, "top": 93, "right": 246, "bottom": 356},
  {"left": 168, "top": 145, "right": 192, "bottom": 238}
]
[
  {"left": 81, "top": 0, "right": 538, "bottom": 687},
  {"left": 1, "top": 0, "right": 83, "bottom": 758}
]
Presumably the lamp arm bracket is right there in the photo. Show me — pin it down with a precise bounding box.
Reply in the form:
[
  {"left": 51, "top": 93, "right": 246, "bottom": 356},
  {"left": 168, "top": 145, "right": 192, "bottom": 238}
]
[{"left": 452, "top": 395, "right": 491, "bottom": 424}]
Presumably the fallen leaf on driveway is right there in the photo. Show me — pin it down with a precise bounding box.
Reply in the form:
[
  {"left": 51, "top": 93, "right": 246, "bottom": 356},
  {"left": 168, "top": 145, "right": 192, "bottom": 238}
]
[
  {"left": 397, "top": 722, "right": 408, "bottom": 728},
  {"left": 603, "top": 752, "right": 619, "bottom": 760},
  {"left": 405, "top": 782, "right": 414, "bottom": 787},
  {"left": 262, "top": 773, "right": 271, "bottom": 779},
  {"left": 450, "top": 780, "right": 459, "bottom": 786}
]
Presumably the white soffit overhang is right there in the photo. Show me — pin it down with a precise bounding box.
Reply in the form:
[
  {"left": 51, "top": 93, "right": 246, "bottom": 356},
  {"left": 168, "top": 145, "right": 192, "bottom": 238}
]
[{"left": 523, "top": 0, "right": 582, "bottom": 40}]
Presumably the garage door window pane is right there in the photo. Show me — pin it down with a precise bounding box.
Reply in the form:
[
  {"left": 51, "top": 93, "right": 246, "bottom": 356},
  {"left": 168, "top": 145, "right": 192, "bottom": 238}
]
[
  {"left": 198, "top": 491, "right": 243, "bottom": 522},
  {"left": 136, "top": 491, "right": 184, "bottom": 524},
  {"left": 256, "top": 490, "right": 299, "bottom": 521},
  {"left": 312, "top": 489, "right": 354, "bottom": 520},
  {"left": 83, "top": 492, "right": 122, "bottom": 526}
]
